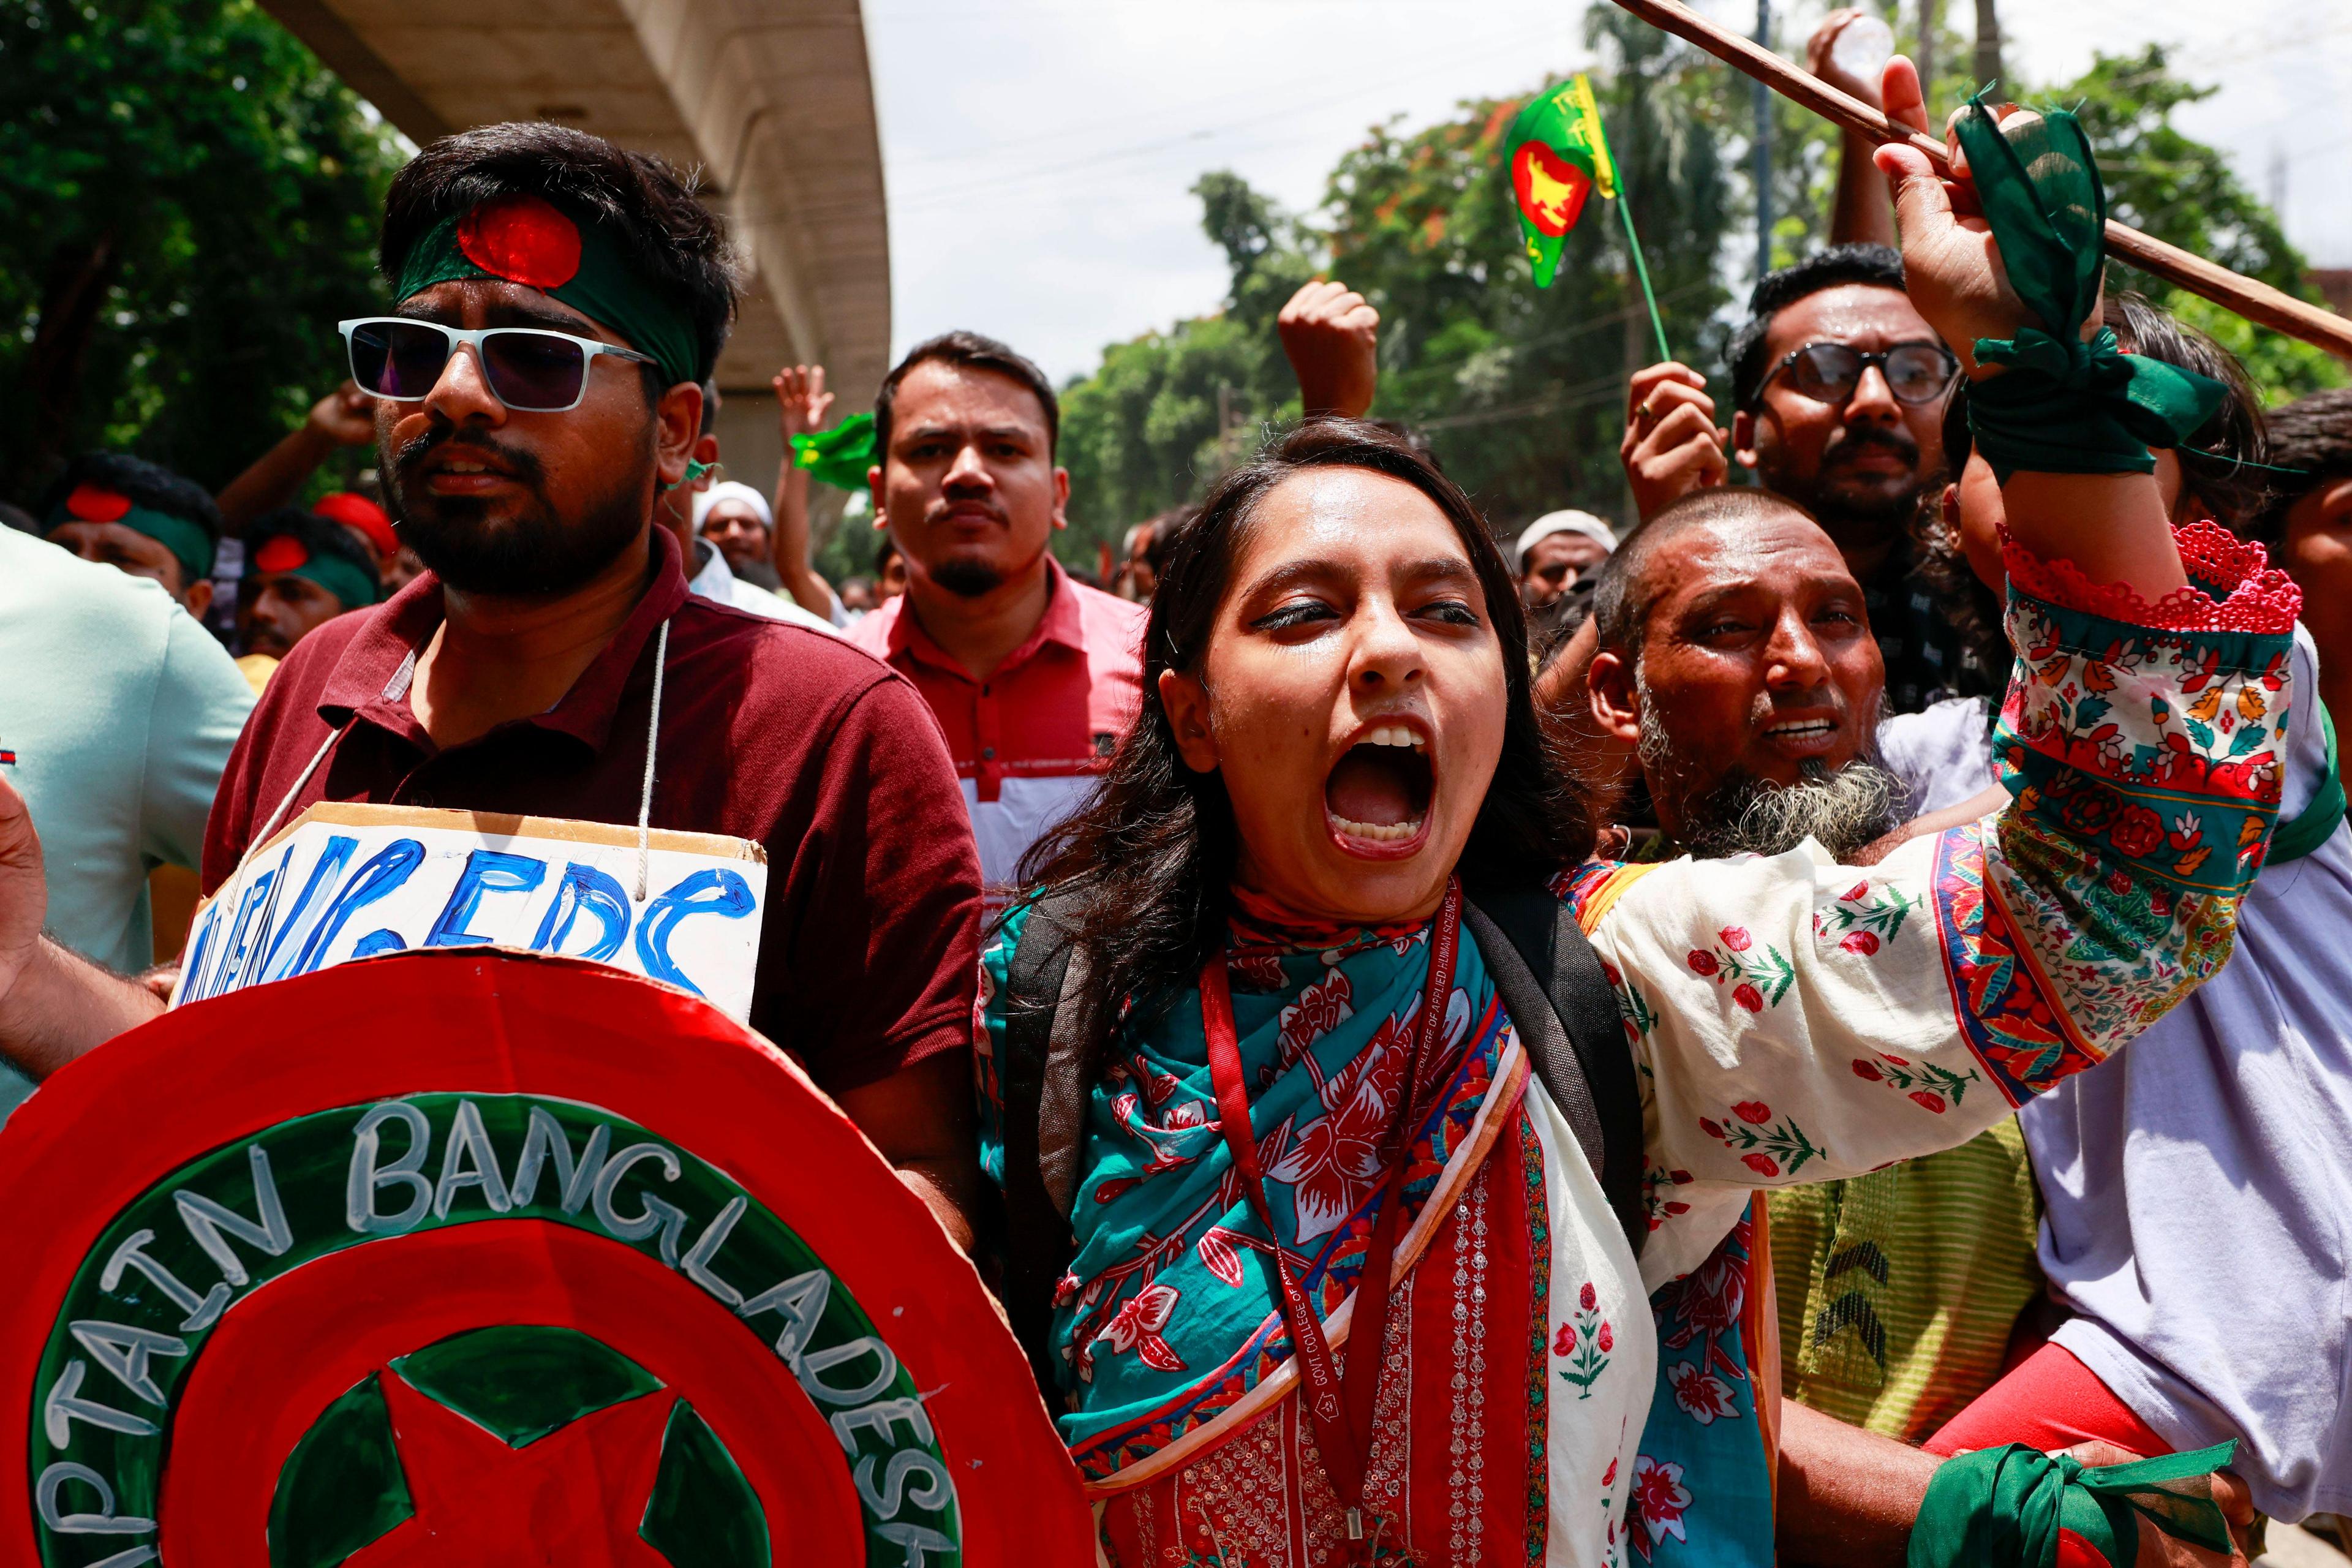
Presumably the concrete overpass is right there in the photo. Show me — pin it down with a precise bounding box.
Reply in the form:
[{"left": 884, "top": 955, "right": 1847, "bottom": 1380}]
[{"left": 260, "top": 0, "right": 891, "bottom": 488}]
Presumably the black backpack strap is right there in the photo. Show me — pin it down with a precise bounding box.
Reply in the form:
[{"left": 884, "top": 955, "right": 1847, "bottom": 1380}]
[
  {"left": 998, "top": 893, "right": 1101, "bottom": 1401},
  {"left": 1463, "top": 887, "right": 1647, "bottom": 1257}
]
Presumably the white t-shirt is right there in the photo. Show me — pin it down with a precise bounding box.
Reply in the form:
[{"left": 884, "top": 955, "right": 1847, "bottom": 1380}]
[
  {"left": 0, "top": 532, "right": 255, "bottom": 1118},
  {"left": 688, "top": 539, "right": 839, "bottom": 636}
]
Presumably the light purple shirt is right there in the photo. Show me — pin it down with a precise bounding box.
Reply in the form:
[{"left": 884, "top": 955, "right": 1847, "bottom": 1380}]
[{"left": 1883, "top": 630, "right": 2352, "bottom": 1520}]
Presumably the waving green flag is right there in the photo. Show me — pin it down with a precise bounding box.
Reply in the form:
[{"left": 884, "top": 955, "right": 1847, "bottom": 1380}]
[
  {"left": 790, "top": 412, "right": 879, "bottom": 492},
  {"left": 1506, "top": 74, "right": 1618, "bottom": 288},
  {"left": 1504, "top": 74, "right": 1668, "bottom": 359}
]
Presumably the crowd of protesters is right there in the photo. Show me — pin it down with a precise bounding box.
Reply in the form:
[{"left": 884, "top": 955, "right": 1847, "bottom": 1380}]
[{"left": 4, "top": 27, "right": 2352, "bottom": 1567}]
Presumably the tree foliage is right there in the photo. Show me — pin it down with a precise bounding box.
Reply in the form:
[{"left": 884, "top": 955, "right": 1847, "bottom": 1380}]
[
  {"left": 1054, "top": 6, "right": 2342, "bottom": 551},
  {"left": 0, "top": 0, "right": 405, "bottom": 499}
]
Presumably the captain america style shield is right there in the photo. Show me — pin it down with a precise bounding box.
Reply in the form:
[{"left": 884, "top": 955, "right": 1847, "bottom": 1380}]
[{"left": 0, "top": 949, "right": 1092, "bottom": 1566}]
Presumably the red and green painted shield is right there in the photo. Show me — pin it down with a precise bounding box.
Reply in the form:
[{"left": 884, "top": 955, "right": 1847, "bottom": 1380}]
[
  {"left": 0, "top": 950, "right": 1092, "bottom": 1566},
  {"left": 1505, "top": 73, "right": 1619, "bottom": 288}
]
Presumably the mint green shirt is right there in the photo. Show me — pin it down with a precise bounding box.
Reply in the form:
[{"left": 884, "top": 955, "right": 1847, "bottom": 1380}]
[{"left": 0, "top": 530, "right": 254, "bottom": 1118}]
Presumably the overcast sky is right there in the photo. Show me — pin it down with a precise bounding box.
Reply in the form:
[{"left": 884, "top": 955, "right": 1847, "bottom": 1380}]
[{"left": 860, "top": 0, "right": 2352, "bottom": 386}]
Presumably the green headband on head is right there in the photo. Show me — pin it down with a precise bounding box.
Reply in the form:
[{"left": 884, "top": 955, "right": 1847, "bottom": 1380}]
[
  {"left": 45, "top": 486, "right": 217, "bottom": 584},
  {"left": 249, "top": 533, "right": 380, "bottom": 611},
  {"left": 391, "top": 192, "right": 704, "bottom": 390}
]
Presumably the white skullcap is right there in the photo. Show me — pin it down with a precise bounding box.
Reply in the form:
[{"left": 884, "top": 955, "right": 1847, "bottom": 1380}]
[
  {"left": 1515, "top": 509, "right": 1618, "bottom": 567},
  {"left": 693, "top": 480, "right": 774, "bottom": 531}
]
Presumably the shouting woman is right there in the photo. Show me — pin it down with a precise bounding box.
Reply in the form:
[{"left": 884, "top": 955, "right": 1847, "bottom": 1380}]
[{"left": 978, "top": 101, "right": 2297, "bottom": 1567}]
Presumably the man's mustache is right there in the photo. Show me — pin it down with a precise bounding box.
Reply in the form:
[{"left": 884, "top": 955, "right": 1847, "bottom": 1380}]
[
  {"left": 1820, "top": 426, "right": 1920, "bottom": 468},
  {"left": 390, "top": 428, "right": 548, "bottom": 491},
  {"left": 928, "top": 493, "right": 1009, "bottom": 526}
]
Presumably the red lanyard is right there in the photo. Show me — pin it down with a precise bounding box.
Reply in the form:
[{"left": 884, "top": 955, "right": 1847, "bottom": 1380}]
[{"left": 1199, "top": 879, "right": 1462, "bottom": 1553}]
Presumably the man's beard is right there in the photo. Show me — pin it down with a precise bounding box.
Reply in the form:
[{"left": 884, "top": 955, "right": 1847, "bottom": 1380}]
[
  {"left": 1638, "top": 680, "right": 1904, "bottom": 862},
  {"left": 1762, "top": 426, "right": 1924, "bottom": 534},
  {"left": 388, "top": 429, "right": 648, "bottom": 597},
  {"left": 930, "top": 556, "right": 1006, "bottom": 598}
]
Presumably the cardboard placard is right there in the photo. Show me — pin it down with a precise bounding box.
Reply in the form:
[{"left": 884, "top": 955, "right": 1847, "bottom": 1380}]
[{"left": 175, "top": 804, "right": 769, "bottom": 1021}]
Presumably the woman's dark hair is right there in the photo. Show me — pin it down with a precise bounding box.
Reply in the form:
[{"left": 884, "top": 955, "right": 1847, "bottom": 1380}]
[
  {"left": 380, "top": 122, "right": 740, "bottom": 389},
  {"left": 1915, "top": 387, "right": 2013, "bottom": 682},
  {"left": 1920, "top": 292, "right": 2278, "bottom": 680},
  {"left": 2103, "top": 292, "right": 2271, "bottom": 534},
  {"left": 2248, "top": 388, "right": 2352, "bottom": 546},
  {"left": 1017, "top": 418, "right": 1597, "bottom": 1027}
]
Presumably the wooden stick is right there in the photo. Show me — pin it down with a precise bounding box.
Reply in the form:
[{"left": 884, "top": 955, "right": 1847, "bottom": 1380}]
[{"left": 1608, "top": 0, "right": 2352, "bottom": 359}]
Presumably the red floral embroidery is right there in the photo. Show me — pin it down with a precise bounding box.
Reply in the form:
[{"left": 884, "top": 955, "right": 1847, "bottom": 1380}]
[
  {"left": 2003, "top": 519, "right": 2300, "bottom": 635},
  {"left": 1096, "top": 1283, "right": 1187, "bottom": 1373},
  {"left": 1841, "top": 930, "right": 1881, "bottom": 956},
  {"left": 1264, "top": 1011, "right": 1406, "bottom": 1242},
  {"left": 1719, "top": 926, "right": 1752, "bottom": 952},
  {"left": 1686, "top": 949, "right": 1718, "bottom": 976},
  {"left": 1630, "top": 1456, "right": 1694, "bottom": 1552},
  {"left": 1733, "top": 983, "right": 1765, "bottom": 1012},
  {"left": 1742, "top": 1152, "right": 1779, "bottom": 1177},
  {"left": 2110, "top": 803, "right": 2167, "bottom": 858},
  {"left": 1910, "top": 1090, "right": 1947, "bottom": 1113},
  {"left": 1732, "top": 1101, "right": 1771, "bottom": 1124},
  {"left": 1273, "top": 967, "right": 1353, "bottom": 1072},
  {"left": 1667, "top": 1359, "right": 1738, "bottom": 1425},
  {"left": 1852, "top": 1058, "right": 1883, "bottom": 1080},
  {"left": 1579, "top": 1282, "right": 1598, "bottom": 1312}
]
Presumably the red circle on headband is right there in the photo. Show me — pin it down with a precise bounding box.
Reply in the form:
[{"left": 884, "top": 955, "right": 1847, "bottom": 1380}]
[
  {"left": 65, "top": 483, "right": 132, "bottom": 524},
  {"left": 255, "top": 535, "right": 312, "bottom": 574},
  {"left": 456, "top": 193, "right": 584, "bottom": 290}
]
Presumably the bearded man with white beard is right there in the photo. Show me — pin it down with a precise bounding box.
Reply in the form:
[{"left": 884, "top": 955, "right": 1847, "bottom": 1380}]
[
  {"left": 1583, "top": 488, "right": 1905, "bottom": 865},
  {"left": 1582, "top": 486, "right": 2052, "bottom": 1555}
]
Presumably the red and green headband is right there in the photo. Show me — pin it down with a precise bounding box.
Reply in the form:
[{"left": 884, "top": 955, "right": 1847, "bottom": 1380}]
[
  {"left": 250, "top": 532, "right": 381, "bottom": 611},
  {"left": 391, "top": 193, "right": 704, "bottom": 390},
  {"left": 45, "top": 483, "right": 216, "bottom": 584}
]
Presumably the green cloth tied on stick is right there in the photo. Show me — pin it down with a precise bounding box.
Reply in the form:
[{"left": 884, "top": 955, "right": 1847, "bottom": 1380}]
[
  {"left": 791, "top": 412, "right": 879, "bottom": 492},
  {"left": 1953, "top": 98, "right": 2226, "bottom": 482},
  {"left": 1909, "top": 1439, "right": 2240, "bottom": 1568}
]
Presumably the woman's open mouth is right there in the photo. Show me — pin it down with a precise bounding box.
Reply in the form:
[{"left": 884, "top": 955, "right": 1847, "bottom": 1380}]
[{"left": 1324, "top": 722, "right": 1436, "bottom": 859}]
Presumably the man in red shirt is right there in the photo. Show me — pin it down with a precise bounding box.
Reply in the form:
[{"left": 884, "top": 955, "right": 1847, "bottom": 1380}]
[
  {"left": 849, "top": 333, "right": 1145, "bottom": 908},
  {"left": 0, "top": 123, "right": 986, "bottom": 1245}
]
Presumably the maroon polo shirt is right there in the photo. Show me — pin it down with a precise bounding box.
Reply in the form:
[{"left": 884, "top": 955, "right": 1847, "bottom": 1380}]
[{"left": 201, "top": 526, "right": 981, "bottom": 1096}]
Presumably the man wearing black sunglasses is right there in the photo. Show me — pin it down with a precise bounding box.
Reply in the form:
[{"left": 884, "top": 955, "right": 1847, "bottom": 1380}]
[
  {"left": 0, "top": 124, "right": 989, "bottom": 1250},
  {"left": 1619, "top": 244, "right": 1978, "bottom": 715}
]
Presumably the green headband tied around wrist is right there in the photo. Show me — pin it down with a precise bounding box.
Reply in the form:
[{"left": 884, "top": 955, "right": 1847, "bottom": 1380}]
[
  {"left": 1909, "top": 1439, "right": 2239, "bottom": 1568},
  {"left": 1954, "top": 97, "right": 2227, "bottom": 483},
  {"left": 391, "top": 192, "right": 705, "bottom": 391},
  {"left": 45, "top": 484, "right": 217, "bottom": 584}
]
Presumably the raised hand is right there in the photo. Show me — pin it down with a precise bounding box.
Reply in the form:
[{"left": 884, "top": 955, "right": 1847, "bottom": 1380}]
[
  {"left": 1619, "top": 362, "right": 1730, "bottom": 521},
  {"left": 773, "top": 364, "right": 836, "bottom": 440},
  {"left": 1278, "top": 279, "right": 1381, "bottom": 419},
  {"left": 1872, "top": 56, "right": 2048, "bottom": 372},
  {"left": 306, "top": 380, "right": 377, "bottom": 447},
  {"left": 1806, "top": 9, "right": 1887, "bottom": 108}
]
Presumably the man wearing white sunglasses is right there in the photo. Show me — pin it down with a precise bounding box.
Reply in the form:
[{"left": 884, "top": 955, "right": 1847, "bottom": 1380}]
[{"left": 0, "top": 123, "right": 989, "bottom": 1248}]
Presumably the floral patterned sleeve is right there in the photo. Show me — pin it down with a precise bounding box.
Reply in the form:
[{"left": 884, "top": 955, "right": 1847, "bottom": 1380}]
[{"left": 1575, "top": 522, "right": 2301, "bottom": 1289}]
